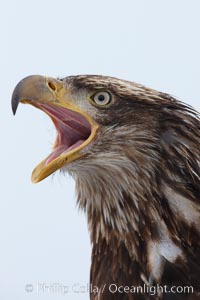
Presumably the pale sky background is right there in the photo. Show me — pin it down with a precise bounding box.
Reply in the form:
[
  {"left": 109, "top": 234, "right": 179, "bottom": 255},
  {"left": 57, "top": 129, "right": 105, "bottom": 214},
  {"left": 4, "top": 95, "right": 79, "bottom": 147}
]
[{"left": 1, "top": 0, "right": 200, "bottom": 299}]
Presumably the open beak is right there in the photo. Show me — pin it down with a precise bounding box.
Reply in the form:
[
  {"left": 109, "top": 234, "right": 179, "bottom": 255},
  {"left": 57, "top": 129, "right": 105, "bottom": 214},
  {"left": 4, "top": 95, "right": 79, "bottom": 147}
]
[{"left": 12, "top": 75, "right": 98, "bottom": 183}]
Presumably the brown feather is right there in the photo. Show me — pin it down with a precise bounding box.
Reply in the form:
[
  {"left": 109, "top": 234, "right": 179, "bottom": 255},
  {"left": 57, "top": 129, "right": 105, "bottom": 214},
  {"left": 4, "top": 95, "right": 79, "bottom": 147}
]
[{"left": 62, "top": 75, "right": 200, "bottom": 299}]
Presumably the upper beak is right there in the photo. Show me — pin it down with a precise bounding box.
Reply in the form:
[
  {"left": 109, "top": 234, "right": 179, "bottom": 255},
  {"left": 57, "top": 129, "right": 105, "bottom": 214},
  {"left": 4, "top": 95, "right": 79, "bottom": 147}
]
[
  {"left": 12, "top": 75, "right": 64, "bottom": 114},
  {"left": 11, "top": 75, "right": 98, "bottom": 183}
]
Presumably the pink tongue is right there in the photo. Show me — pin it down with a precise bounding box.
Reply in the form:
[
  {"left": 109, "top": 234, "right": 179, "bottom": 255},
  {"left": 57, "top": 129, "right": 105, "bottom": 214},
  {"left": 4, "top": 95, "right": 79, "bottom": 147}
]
[{"left": 46, "top": 140, "right": 85, "bottom": 165}]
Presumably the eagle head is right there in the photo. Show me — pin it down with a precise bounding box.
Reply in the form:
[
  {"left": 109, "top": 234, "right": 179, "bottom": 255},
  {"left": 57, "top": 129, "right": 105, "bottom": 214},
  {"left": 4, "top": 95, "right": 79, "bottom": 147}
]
[{"left": 11, "top": 75, "right": 169, "bottom": 182}]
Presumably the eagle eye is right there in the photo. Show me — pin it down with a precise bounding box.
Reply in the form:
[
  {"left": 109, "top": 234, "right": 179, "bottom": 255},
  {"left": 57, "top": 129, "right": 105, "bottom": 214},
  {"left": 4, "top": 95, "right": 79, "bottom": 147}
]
[{"left": 91, "top": 91, "right": 112, "bottom": 106}]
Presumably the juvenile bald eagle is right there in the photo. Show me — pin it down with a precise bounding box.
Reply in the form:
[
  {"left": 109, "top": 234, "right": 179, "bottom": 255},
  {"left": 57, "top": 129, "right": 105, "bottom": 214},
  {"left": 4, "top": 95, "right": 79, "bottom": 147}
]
[{"left": 12, "top": 75, "right": 200, "bottom": 299}]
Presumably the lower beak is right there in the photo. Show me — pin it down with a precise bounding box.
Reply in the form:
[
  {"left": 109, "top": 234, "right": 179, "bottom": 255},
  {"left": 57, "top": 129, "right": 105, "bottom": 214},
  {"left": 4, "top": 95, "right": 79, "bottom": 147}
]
[{"left": 12, "top": 75, "right": 98, "bottom": 182}]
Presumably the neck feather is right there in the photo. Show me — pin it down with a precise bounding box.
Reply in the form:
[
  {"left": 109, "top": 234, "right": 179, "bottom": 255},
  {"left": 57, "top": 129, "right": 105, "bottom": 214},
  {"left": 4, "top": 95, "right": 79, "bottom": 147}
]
[{"left": 73, "top": 152, "right": 162, "bottom": 259}]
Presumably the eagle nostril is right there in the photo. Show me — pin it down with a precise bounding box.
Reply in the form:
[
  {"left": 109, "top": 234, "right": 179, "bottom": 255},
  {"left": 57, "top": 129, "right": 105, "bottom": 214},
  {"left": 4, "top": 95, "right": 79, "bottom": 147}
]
[{"left": 48, "top": 81, "right": 56, "bottom": 91}]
